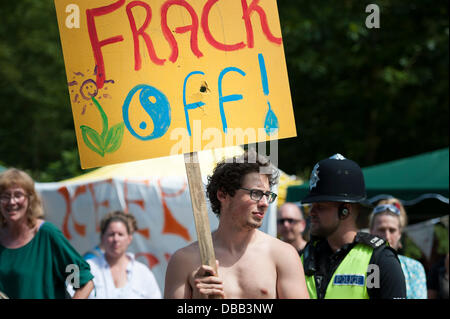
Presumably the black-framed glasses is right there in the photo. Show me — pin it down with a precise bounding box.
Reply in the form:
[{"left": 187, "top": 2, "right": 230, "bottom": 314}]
[
  {"left": 239, "top": 188, "right": 277, "bottom": 204},
  {"left": 277, "top": 218, "right": 301, "bottom": 225},
  {"left": 372, "top": 204, "right": 400, "bottom": 216}
]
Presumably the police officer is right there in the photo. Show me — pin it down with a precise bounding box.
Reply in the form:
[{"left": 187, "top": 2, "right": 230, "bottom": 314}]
[{"left": 301, "top": 154, "right": 406, "bottom": 299}]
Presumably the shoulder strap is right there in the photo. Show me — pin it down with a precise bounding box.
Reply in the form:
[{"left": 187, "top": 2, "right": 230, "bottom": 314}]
[{"left": 354, "top": 232, "right": 386, "bottom": 249}]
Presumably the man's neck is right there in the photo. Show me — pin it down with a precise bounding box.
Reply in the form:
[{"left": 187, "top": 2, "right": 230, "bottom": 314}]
[
  {"left": 292, "top": 236, "right": 307, "bottom": 251},
  {"left": 327, "top": 227, "right": 358, "bottom": 252},
  {"left": 214, "top": 223, "right": 258, "bottom": 254}
]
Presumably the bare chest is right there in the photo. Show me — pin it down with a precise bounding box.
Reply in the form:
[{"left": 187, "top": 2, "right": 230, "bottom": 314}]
[{"left": 218, "top": 251, "right": 277, "bottom": 299}]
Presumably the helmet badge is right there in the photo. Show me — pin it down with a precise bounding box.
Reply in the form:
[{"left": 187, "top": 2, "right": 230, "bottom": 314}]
[
  {"left": 310, "top": 163, "right": 320, "bottom": 190},
  {"left": 330, "top": 153, "right": 346, "bottom": 160}
]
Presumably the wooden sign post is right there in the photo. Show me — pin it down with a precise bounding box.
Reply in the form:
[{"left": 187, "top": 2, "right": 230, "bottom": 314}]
[
  {"left": 184, "top": 152, "right": 217, "bottom": 271},
  {"left": 184, "top": 151, "right": 221, "bottom": 298}
]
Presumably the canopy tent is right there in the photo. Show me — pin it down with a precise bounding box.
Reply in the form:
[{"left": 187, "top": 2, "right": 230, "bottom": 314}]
[
  {"left": 286, "top": 148, "right": 449, "bottom": 220},
  {"left": 363, "top": 148, "right": 449, "bottom": 204},
  {"left": 62, "top": 147, "right": 244, "bottom": 183},
  {"left": 34, "top": 146, "right": 285, "bottom": 293}
]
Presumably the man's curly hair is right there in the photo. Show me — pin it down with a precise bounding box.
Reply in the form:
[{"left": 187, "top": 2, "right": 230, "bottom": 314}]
[{"left": 206, "top": 151, "right": 279, "bottom": 217}]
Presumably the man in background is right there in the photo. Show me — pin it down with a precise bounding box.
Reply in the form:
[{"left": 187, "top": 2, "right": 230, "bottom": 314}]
[{"left": 277, "top": 203, "right": 308, "bottom": 255}]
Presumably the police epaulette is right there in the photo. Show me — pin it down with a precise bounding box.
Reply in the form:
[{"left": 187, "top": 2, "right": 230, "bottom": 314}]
[{"left": 355, "top": 232, "right": 386, "bottom": 249}]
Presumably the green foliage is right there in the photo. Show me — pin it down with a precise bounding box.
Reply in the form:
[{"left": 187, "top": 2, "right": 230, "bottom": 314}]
[
  {"left": 435, "top": 224, "right": 449, "bottom": 254},
  {"left": 402, "top": 223, "right": 449, "bottom": 259},
  {"left": 38, "top": 149, "right": 94, "bottom": 183},
  {"left": 403, "top": 235, "right": 423, "bottom": 260},
  {"left": 0, "top": 0, "right": 76, "bottom": 181},
  {"left": 277, "top": 0, "right": 449, "bottom": 177}
]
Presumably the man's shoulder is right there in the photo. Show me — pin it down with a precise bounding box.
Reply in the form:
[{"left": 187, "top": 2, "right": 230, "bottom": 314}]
[
  {"left": 353, "top": 233, "right": 400, "bottom": 264},
  {"left": 255, "top": 230, "right": 290, "bottom": 247},
  {"left": 259, "top": 231, "right": 301, "bottom": 259},
  {"left": 168, "top": 241, "right": 201, "bottom": 265},
  {"left": 176, "top": 240, "right": 200, "bottom": 253}
]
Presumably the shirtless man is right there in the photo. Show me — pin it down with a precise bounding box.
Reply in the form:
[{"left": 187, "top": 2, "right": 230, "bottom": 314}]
[{"left": 164, "top": 152, "right": 309, "bottom": 299}]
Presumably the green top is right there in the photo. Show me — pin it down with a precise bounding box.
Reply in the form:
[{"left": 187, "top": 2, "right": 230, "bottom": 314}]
[{"left": 0, "top": 222, "right": 93, "bottom": 299}]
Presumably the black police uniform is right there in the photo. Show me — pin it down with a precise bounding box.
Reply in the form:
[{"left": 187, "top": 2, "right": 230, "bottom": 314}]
[
  {"left": 301, "top": 154, "right": 407, "bottom": 299},
  {"left": 302, "top": 232, "right": 406, "bottom": 299}
]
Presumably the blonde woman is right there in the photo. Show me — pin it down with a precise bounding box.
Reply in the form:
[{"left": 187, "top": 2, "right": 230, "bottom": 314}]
[
  {"left": 0, "top": 168, "right": 93, "bottom": 298},
  {"left": 369, "top": 198, "right": 427, "bottom": 299}
]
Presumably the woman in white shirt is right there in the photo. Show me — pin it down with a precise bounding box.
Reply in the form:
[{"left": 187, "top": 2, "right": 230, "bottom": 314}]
[{"left": 87, "top": 211, "right": 161, "bottom": 299}]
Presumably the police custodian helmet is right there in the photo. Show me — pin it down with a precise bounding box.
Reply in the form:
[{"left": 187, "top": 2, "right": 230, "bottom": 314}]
[{"left": 302, "top": 154, "right": 368, "bottom": 204}]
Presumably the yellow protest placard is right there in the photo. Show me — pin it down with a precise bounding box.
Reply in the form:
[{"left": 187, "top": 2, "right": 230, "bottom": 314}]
[{"left": 54, "top": 0, "right": 297, "bottom": 168}]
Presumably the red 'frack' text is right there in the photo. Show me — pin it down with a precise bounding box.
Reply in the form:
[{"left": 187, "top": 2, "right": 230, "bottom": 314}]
[{"left": 86, "top": 0, "right": 282, "bottom": 89}]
